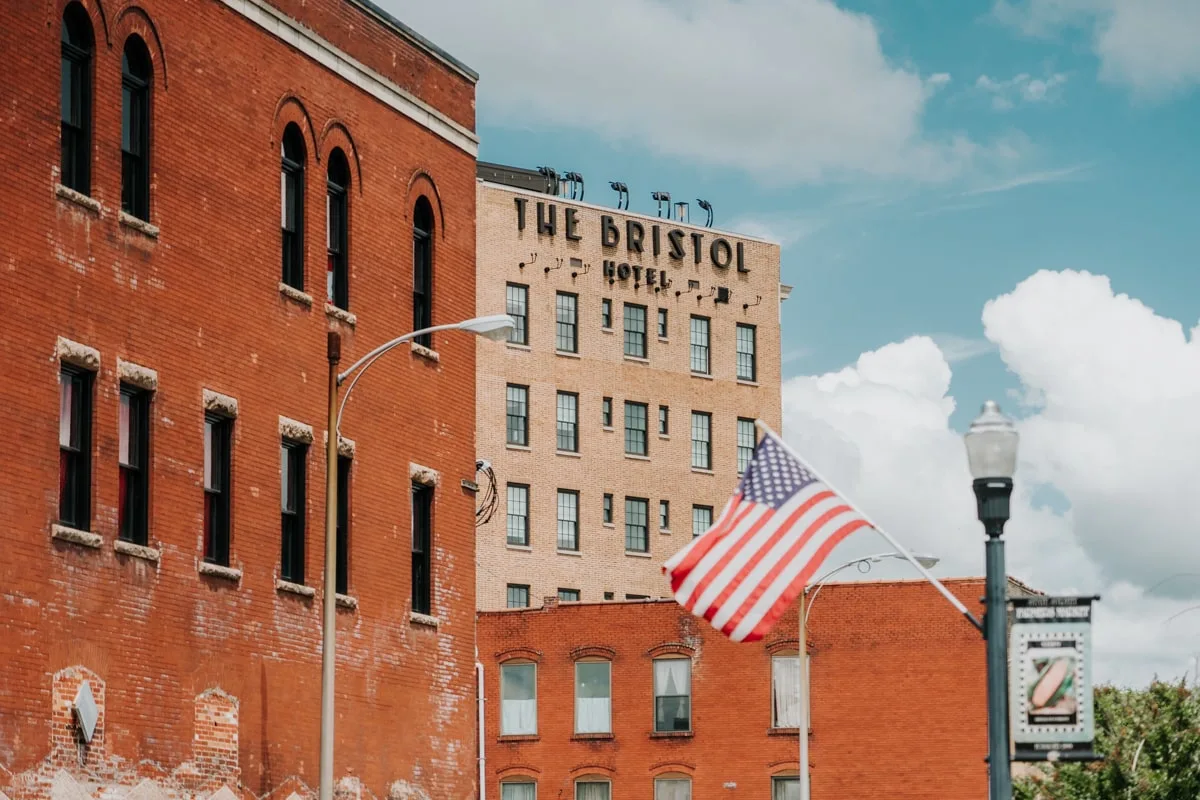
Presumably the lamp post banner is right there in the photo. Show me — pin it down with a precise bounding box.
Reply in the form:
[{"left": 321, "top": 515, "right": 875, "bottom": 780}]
[{"left": 1009, "top": 595, "right": 1098, "bottom": 761}]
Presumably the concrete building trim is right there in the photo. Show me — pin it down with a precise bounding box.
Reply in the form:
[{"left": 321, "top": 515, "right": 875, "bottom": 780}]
[
  {"left": 117, "top": 358, "right": 159, "bottom": 391},
  {"left": 346, "top": 0, "right": 478, "bottom": 82},
  {"left": 496, "top": 647, "right": 544, "bottom": 664},
  {"left": 217, "top": 0, "right": 479, "bottom": 155},
  {"left": 55, "top": 336, "right": 100, "bottom": 371},
  {"left": 279, "top": 416, "right": 315, "bottom": 444},
  {"left": 202, "top": 389, "right": 239, "bottom": 418}
]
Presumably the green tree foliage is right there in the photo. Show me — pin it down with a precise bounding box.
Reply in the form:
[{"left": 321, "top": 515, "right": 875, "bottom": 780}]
[{"left": 1014, "top": 681, "right": 1200, "bottom": 800}]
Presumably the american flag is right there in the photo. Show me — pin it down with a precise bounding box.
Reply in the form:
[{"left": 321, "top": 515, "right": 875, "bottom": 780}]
[{"left": 664, "top": 429, "right": 871, "bottom": 642}]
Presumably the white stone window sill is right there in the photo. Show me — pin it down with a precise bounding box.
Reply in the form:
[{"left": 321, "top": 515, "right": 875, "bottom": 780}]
[
  {"left": 410, "top": 612, "right": 439, "bottom": 629},
  {"left": 198, "top": 561, "right": 242, "bottom": 582},
  {"left": 555, "top": 350, "right": 581, "bottom": 359},
  {"left": 119, "top": 211, "right": 160, "bottom": 238},
  {"left": 601, "top": 327, "right": 614, "bottom": 334},
  {"left": 737, "top": 379, "right": 759, "bottom": 387},
  {"left": 556, "top": 450, "right": 582, "bottom": 459},
  {"left": 411, "top": 341, "right": 440, "bottom": 362},
  {"left": 55, "top": 184, "right": 101, "bottom": 213},
  {"left": 624, "top": 355, "right": 650, "bottom": 365},
  {"left": 506, "top": 543, "right": 533, "bottom": 552},
  {"left": 336, "top": 593, "right": 359, "bottom": 610},
  {"left": 277, "top": 579, "right": 315, "bottom": 598},
  {"left": 625, "top": 550, "right": 653, "bottom": 559},
  {"left": 625, "top": 453, "right": 651, "bottom": 462},
  {"left": 557, "top": 549, "right": 583, "bottom": 557},
  {"left": 506, "top": 443, "right": 532, "bottom": 452},
  {"left": 602, "top": 425, "right": 614, "bottom": 432},
  {"left": 659, "top": 529, "right": 672, "bottom": 536},
  {"left": 691, "top": 371, "right": 715, "bottom": 381},
  {"left": 692, "top": 467, "right": 716, "bottom": 476},
  {"left": 324, "top": 303, "right": 357, "bottom": 326},
  {"left": 51, "top": 524, "right": 101, "bottom": 549},
  {"left": 602, "top": 522, "right": 615, "bottom": 529},
  {"left": 279, "top": 282, "right": 314, "bottom": 307},
  {"left": 658, "top": 336, "right": 670, "bottom": 343},
  {"left": 659, "top": 434, "right": 670, "bottom": 440},
  {"left": 506, "top": 342, "right": 532, "bottom": 351},
  {"left": 114, "top": 539, "right": 161, "bottom": 562}
]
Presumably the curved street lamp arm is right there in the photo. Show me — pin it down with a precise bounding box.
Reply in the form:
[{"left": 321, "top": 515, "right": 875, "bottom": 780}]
[{"left": 804, "top": 558, "right": 876, "bottom": 625}]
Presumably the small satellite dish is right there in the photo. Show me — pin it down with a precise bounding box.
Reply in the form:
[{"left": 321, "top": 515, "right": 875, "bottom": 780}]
[{"left": 74, "top": 680, "right": 98, "bottom": 743}]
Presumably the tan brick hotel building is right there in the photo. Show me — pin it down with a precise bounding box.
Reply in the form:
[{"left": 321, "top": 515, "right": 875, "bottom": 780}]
[{"left": 475, "top": 164, "right": 788, "bottom": 609}]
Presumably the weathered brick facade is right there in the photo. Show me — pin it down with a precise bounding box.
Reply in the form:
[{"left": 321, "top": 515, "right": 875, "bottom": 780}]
[
  {"left": 478, "top": 579, "right": 997, "bottom": 800},
  {"left": 474, "top": 180, "right": 785, "bottom": 609},
  {"left": 0, "top": 2, "right": 478, "bottom": 800}
]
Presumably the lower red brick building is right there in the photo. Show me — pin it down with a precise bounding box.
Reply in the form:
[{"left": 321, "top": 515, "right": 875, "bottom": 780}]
[
  {"left": 1, "top": 1, "right": 480, "bottom": 800},
  {"left": 477, "top": 578, "right": 1015, "bottom": 800}
]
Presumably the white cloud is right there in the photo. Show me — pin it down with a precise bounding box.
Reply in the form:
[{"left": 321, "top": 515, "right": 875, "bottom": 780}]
[
  {"left": 782, "top": 269, "right": 1200, "bottom": 686},
  {"left": 993, "top": 0, "right": 1200, "bottom": 98},
  {"left": 975, "top": 71, "right": 1069, "bottom": 109},
  {"left": 392, "top": 0, "right": 997, "bottom": 183},
  {"left": 928, "top": 334, "right": 998, "bottom": 363},
  {"left": 960, "top": 163, "right": 1090, "bottom": 196},
  {"left": 727, "top": 213, "right": 827, "bottom": 248}
]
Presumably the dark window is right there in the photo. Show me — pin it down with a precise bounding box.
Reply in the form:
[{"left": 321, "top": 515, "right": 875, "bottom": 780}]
[
  {"left": 601, "top": 299, "right": 612, "bottom": 329},
  {"left": 601, "top": 397, "right": 612, "bottom": 427},
  {"left": 623, "top": 304, "right": 647, "bottom": 358},
  {"left": 626, "top": 593, "right": 650, "bottom": 600},
  {"left": 506, "top": 484, "right": 529, "bottom": 546},
  {"left": 506, "top": 283, "right": 528, "bottom": 345},
  {"left": 556, "top": 292, "right": 578, "bottom": 352},
  {"left": 557, "top": 489, "right": 579, "bottom": 551},
  {"left": 280, "top": 440, "right": 307, "bottom": 584},
  {"left": 58, "top": 366, "right": 93, "bottom": 530},
  {"left": 558, "top": 588, "right": 580, "bottom": 602},
  {"left": 624, "top": 401, "right": 647, "bottom": 456},
  {"left": 737, "top": 323, "right": 757, "bottom": 382},
  {"left": 336, "top": 455, "right": 351, "bottom": 595},
  {"left": 507, "top": 584, "right": 530, "bottom": 608},
  {"left": 411, "top": 482, "right": 434, "bottom": 615},
  {"left": 738, "top": 418, "right": 757, "bottom": 474},
  {"left": 604, "top": 591, "right": 614, "bottom": 600},
  {"left": 659, "top": 500, "right": 669, "bottom": 531},
  {"left": 654, "top": 658, "right": 692, "bottom": 732},
  {"left": 60, "top": 4, "right": 93, "bottom": 195},
  {"left": 203, "top": 414, "right": 232, "bottom": 565},
  {"left": 120, "top": 36, "right": 152, "bottom": 221},
  {"left": 772, "top": 778, "right": 800, "bottom": 800},
  {"left": 658, "top": 405, "right": 669, "bottom": 436},
  {"left": 657, "top": 308, "right": 668, "bottom": 338},
  {"left": 280, "top": 124, "right": 306, "bottom": 290},
  {"left": 625, "top": 497, "right": 649, "bottom": 552},
  {"left": 690, "top": 316, "right": 710, "bottom": 374},
  {"left": 556, "top": 391, "right": 578, "bottom": 452},
  {"left": 506, "top": 384, "right": 528, "bottom": 446},
  {"left": 603, "top": 493, "right": 613, "bottom": 524},
  {"left": 118, "top": 384, "right": 150, "bottom": 545},
  {"left": 326, "top": 149, "right": 350, "bottom": 310},
  {"left": 413, "top": 197, "right": 434, "bottom": 345},
  {"left": 692, "top": 505, "right": 713, "bottom": 539},
  {"left": 691, "top": 411, "right": 712, "bottom": 470}
]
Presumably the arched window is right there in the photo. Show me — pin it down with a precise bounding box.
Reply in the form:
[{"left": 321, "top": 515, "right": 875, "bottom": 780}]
[
  {"left": 412, "top": 196, "right": 434, "bottom": 345},
  {"left": 280, "top": 124, "right": 306, "bottom": 290},
  {"left": 121, "top": 36, "right": 152, "bottom": 220},
  {"left": 654, "top": 775, "right": 692, "bottom": 800},
  {"left": 574, "top": 659, "right": 611, "bottom": 734},
  {"left": 574, "top": 779, "right": 609, "bottom": 800},
  {"left": 61, "top": 3, "right": 94, "bottom": 194},
  {"left": 326, "top": 149, "right": 350, "bottom": 310},
  {"left": 500, "top": 782, "right": 535, "bottom": 800}
]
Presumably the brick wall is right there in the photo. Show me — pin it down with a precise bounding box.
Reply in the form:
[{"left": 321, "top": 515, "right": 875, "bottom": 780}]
[
  {"left": 477, "top": 579, "right": 991, "bottom": 800},
  {"left": 0, "top": 2, "right": 477, "bottom": 799},
  {"left": 474, "top": 182, "right": 784, "bottom": 609}
]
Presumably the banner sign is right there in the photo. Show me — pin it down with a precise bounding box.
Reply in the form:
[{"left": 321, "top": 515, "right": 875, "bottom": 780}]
[{"left": 1009, "top": 595, "right": 1100, "bottom": 761}]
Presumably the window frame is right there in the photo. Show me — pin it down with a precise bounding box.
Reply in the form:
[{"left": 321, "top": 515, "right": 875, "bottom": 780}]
[
  {"left": 336, "top": 454, "right": 351, "bottom": 595},
  {"left": 501, "top": 783, "right": 537, "bottom": 800},
  {"left": 624, "top": 401, "right": 648, "bottom": 456},
  {"left": 506, "top": 583, "right": 530, "bottom": 609},
  {"left": 506, "top": 483, "right": 530, "bottom": 547},
  {"left": 120, "top": 36, "right": 151, "bottom": 221},
  {"left": 736, "top": 322, "right": 758, "bottom": 382},
  {"left": 61, "top": 4, "right": 94, "bottom": 196},
  {"left": 601, "top": 397, "right": 612, "bottom": 428},
  {"left": 556, "top": 488, "right": 579, "bottom": 551},
  {"left": 623, "top": 303, "right": 647, "bottom": 358},
  {"left": 659, "top": 499, "right": 670, "bottom": 531},
  {"left": 689, "top": 315, "right": 711, "bottom": 374},
  {"left": 555, "top": 291, "right": 579, "bottom": 353},
  {"left": 411, "top": 481, "right": 434, "bottom": 615},
  {"left": 506, "top": 384, "right": 529, "bottom": 446},
  {"left": 280, "top": 439, "right": 307, "bottom": 585},
  {"left": 118, "top": 383, "right": 151, "bottom": 545},
  {"left": 58, "top": 365, "right": 93, "bottom": 531},
  {"left": 280, "top": 124, "right": 306, "bottom": 290},
  {"left": 690, "top": 411, "right": 712, "bottom": 470},
  {"left": 575, "top": 781, "right": 610, "bottom": 800},
  {"left": 574, "top": 660, "right": 613, "bottom": 734},
  {"left": 600, "top": 299, "right": 612, "bottom": 329},
  {"left": 658, "top": 405, "right": 669, "bottom": 436},
  {"left": 771, "top": 653, "right": 805, "bottom": 729},
  {"left": 326, "top": 149, "right": 350, "bottom": 310},
  {"left": 772, "top": 776, "right": 801, "bottom": 800},
  {"left": 625, "top": 496, "right": 649, "bottom": 553},
  {"left": 413, "top": 197, "right": 434, "bottom": 345},
  {"left": 654, "top": 777, "right": 692, "bottom": 800},
  {"left": 506, "top": 283, "right": 529, "bottom": 345},
  {"left": 558, "top": 588, "right": 580, "bottom": 602},
  {"left": 692, "top": 505, "right": 713, "bottom": 539},
  {"left": 657, "top": 307, "right": 668, "bottom": 339},
  {"left": 653, "top": 657, "right": 693, "bottom": 732},
  {"left": 203, "top": 413, "right": 233, "bottom": 566},
  {"left": 499, "top": 661, "right": 538, "bottom": 736},
  {"left": 602, "top": 493, "right": 613, "bottom": 525},
  {"left": 737, "top": 417, "right": 757, "bottom": 475},
  {"left": 556, "top": 391, "right": 578, "bottom": 452}
]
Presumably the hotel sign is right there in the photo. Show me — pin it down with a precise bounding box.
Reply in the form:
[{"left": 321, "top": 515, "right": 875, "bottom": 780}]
[{"left": 513, "top": 198, "right": 751, "bottom": 290}]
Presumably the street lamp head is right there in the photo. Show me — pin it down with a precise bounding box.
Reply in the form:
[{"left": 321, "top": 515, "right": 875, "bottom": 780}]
[
  {"left": 914, "top": 554, "right": 940, "bottom": 569},
  {"left": 964, "top": 400, "right": 1019, "bottom": 480},
  {"left": 457, "top": 314, "right": 516, "bottom": 341}
]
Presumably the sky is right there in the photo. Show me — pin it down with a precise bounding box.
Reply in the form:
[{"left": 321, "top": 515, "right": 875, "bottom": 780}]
[{"left": 389, "top": 0, "right": 1200, "bottom": 687}]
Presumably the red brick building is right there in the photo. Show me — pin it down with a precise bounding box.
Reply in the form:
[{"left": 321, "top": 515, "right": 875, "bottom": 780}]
[
  {"left": 477, "top": 578, "right": 1007, "bottom": 800},
  {"left": 0, "top": 2, "right": 480, "bottom": 800}
]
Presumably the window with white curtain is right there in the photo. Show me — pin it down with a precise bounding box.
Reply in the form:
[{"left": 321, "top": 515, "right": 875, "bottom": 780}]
[
  {"left": 655, "top": 778, "right": 692, "bottom": 800},
  {"left": 574, "top": 661, "right": 611, "bottom": 733},
  {"left": 654, "top": 658, "right": 691, "bottom": 732},
  {"left": 501, "top": 782, "right": 536, "bottom": 800},
  {"left": 575, "top": 781, "right": 610, "bottom": 800},
  {"left": 772, "top": 776, "right": 801, "bottom": 800},
  {"left": 772, "top": 655, "right": 802, "bottom": 728},
  {"left": 501, "top": 662, "right": 537, "bottom": 735}
]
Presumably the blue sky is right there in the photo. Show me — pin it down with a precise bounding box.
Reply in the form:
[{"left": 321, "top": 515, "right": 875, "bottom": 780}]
[{"left": 400, "top": 0, "right": 1200, "bottom": 430}]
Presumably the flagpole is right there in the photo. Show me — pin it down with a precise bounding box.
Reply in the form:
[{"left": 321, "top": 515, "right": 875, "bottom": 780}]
[
  {"left": 798, "top": 589, "right": 811, "bottom": 800},
  {"left": 754, "top": 420, "right": 984, "bottom": 633}
]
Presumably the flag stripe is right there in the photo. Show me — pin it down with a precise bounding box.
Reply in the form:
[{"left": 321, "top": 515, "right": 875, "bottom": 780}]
[{"left": 667, "top": 499, "right": 757, "bottom": 591}]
